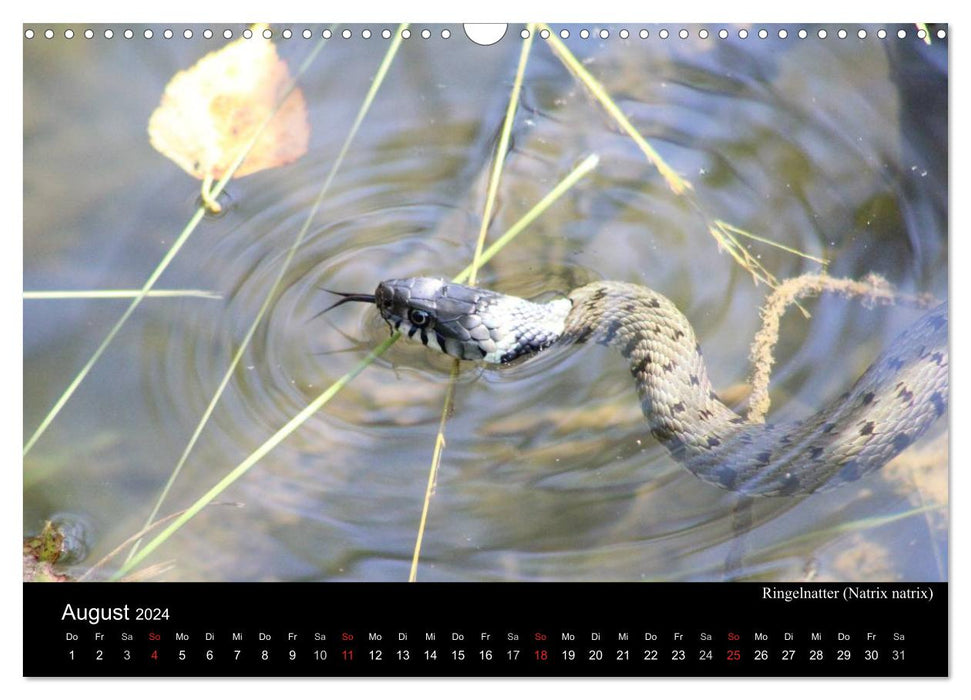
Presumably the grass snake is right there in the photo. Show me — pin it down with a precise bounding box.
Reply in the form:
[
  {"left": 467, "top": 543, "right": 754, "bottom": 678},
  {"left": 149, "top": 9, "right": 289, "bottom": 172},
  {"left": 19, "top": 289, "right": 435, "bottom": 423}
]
[{"left": 327, "top": 277, "right": 948, "bottom": 496}]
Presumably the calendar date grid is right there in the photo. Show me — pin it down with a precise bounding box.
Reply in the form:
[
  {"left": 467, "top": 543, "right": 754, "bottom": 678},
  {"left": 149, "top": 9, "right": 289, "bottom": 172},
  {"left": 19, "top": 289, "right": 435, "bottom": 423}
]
[{"left": 58, "top": 623, "right": 914, "bottom": 672}]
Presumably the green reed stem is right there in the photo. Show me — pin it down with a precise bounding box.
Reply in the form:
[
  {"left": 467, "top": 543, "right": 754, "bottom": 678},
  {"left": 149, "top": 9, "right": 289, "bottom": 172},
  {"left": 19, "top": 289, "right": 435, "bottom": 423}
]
[
  {"left": 112, "top": 153, "right": 599, "bottom": 580},
  {"left": 23, "top": 290, "right": 222, "bottom": 300},
  {"left": 453, "top": 154, "right": 599, "bottom": 284},
  {"left": 123, "top": 24, "right": 409, "bottom": 567},
  {"left": 23, "top": 28, "right": 332, "bottom": 458},
  {"left": 409, "top": 25, "right": 535, "bottom": 582}
]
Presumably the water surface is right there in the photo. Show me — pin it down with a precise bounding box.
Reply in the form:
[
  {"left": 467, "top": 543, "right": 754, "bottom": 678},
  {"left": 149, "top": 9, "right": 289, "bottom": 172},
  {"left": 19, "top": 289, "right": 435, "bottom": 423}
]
[{"left": 24, "top": 23, "right": 947, "bottom": 582}]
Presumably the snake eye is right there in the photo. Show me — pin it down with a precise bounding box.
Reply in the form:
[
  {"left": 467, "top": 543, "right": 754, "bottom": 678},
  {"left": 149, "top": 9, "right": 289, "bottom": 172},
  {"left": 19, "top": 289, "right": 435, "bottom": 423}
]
[{"left": 408, "top": 309, "right": 430, "bottom": 327}]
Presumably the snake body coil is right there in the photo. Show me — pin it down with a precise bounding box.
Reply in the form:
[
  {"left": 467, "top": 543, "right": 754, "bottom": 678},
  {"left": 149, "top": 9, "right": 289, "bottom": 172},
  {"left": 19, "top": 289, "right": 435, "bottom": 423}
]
[{"left": 333, "top": 277, "right": 948, "bottom": 496}]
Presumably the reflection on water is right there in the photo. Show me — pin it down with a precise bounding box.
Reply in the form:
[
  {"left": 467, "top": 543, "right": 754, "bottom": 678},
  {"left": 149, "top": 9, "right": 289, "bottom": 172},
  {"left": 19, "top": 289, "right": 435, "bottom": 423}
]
[{"left": 24, "top": 24, "right": 947, "bottom": 582}]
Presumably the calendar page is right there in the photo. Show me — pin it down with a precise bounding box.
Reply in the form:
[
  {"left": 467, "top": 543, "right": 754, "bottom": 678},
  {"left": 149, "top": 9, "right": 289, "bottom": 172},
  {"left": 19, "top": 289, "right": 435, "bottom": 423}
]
[{"left": 22, "top": 21, "right": 948, "bottom": 677}]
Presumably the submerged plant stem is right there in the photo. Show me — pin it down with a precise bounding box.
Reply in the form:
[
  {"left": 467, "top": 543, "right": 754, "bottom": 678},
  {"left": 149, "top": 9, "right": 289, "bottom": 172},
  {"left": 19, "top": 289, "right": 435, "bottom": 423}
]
[
  {"left": 409, "top": 362, "right": 459, "bottom": 582},
  {"left": 79, "top": 502, "right": 241, "bottom": 581}
]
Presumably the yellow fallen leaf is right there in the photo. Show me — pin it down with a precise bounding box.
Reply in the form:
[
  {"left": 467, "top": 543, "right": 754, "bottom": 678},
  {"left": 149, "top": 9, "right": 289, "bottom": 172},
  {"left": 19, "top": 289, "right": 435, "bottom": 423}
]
[{"left": 148, "top": 26, "right": 309, "bottom": 185}]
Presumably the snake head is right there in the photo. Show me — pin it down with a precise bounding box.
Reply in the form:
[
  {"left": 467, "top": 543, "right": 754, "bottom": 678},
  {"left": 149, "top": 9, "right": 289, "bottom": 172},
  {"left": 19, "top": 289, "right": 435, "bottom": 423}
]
[
  {"left": 373, "top": 277, "right": 508, "bottom": 361},
  {"left": 322, "top": 277, "right": 568, "bottom": 363}
]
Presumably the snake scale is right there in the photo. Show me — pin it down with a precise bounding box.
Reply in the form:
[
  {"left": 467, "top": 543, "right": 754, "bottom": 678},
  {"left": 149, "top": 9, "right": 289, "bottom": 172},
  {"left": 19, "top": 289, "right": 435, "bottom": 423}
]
[{"left": 326, "top": 277, "right": 948, "bottom": 496}]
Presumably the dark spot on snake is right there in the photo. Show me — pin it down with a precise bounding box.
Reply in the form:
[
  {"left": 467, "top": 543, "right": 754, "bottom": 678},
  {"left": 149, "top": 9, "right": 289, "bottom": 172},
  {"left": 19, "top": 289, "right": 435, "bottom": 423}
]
[
  {"left": 690, "top": 374, "right": 700, "bottom": 386},
  {"left": 932, "top": 351, "right": 945, "bottom": 366},
  {"left": 837, "top": 459, "right": 862, "bottom": 483},
  {"left": 650, "top": 426, "right": 672, "bottom": 442},
  {"left": 663, "top": 362, "right": 675, "bottom": 373},
  {"left": 574, "top": 326, "right": 595, "bottom": 343},
  {"left": 407, "top": 325, "right": 419, "bottom": 339},
  {"left": 776, "top": 474, "right": 803, "bottom": 496},
  {"left": 665, "top": 435, "right": 686, "bottom": 459},
  {"left": 648, "top": 297, "right": 661, "bottom": 308},
  {"left": 601, "top": 318, "right": 623, "bottom": 345},
  {"left": 672, "top": 401, "right": 686, "bottom": 414},
  {"left": 652, "top": 427, "right": 686, "bottom": 458},
  {"left": 730, "top": 416, "right": 745, "bottom": 425},
  {"left": 707, "top": 436, "right": 721, "bottom": 448},
  {"left": 708, "top": 390, "right": 719, "bottom": 401},
  {"left": 808, "top": 446, "right": 824, "bottom": 460},
  {"left": 698, "top": 408, "right": 713, "bottom": 420},
  {"left": 892, "top": 433, "right": 912, "bottom": 452},
  {"left": 918, "top": 345, "right": 929, "bottom": 359},
  {"left": 622, "top": 301, "right": 636, "bottom": 314},
  {"left": 822, "top": 422, "right": 836, "bottom": 434},
  {"left": 861, "top": 392, "right": 875, "bottom": 405},
  {"left": 695, "top": 342, "right": 703, "bottom": 356},
  {"left": 780, "top": 433, "right": 792, "bottom": 445},
  {"left": 838, "top": 391, "right": 850, "bottom": 401},
  {"left": 897, "top": 386, "right": 914, "bottom": 403},
  {"left": 859, "top": 421, "right": 875, "bottom": 437},
  {"left": 632, "top": 354, "right": 651, "bottom": 376},
  {"left": 756, "top": 451, "right": 772, "bottom": 466},
  {"left": 714, "top": 466, "right": 737, "bottom": 489},
  {"left": 674, "top": 328, "right": 685, "bottom": 340},
  {"left": 621, "top": 336, "right": 639, "bottom": 358},
  {"left": 653, "top": 324, "right": 662, "bottom": 335},
  {"left": 931, "top": 391, "right": 946, "bottom": 418},
  {"left": 592, "top": 288, "right": 608, "bottom": 302},
  {"left": 929, "top": 314, "right": 946, "bottom": 331},
  {"left": 887, "top": 356, "right": 904, "bottom": 372}
]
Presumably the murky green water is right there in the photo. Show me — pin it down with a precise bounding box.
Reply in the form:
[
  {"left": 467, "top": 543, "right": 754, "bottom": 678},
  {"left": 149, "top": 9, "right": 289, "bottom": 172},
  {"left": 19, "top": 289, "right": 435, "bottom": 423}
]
[{"left": 24, "top": 24, "right": 947, "bottom": 582}]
